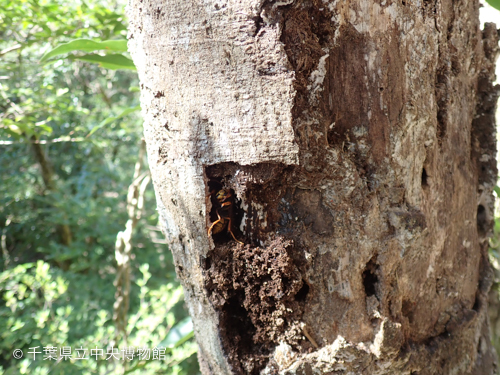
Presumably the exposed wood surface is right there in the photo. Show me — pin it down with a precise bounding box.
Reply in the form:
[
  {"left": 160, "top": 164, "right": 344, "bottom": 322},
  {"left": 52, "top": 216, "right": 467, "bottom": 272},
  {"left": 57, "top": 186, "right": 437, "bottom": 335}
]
[{"left": 128, "top": 0, "right": 499, "bottom": 373}]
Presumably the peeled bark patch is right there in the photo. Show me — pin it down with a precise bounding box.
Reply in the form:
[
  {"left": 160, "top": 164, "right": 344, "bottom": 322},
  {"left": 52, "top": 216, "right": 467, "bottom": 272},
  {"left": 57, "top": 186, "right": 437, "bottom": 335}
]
[{"left": 127, "top": 0, "right": 499, "bottom": 373}]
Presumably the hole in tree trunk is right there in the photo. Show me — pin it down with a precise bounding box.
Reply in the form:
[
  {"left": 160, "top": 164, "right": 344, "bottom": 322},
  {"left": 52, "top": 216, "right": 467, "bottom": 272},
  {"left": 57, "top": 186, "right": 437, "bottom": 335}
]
[
  {"left": 295, "top": 281, "right": 310, "bottom": 302},
  {"left": 421, "top": 168, "right": 428, "bottom": 188},
  {"left": 362, "top": 257, "right": 379, "bottom": 297},
  {"left": 476, "top": 204, "right": 487, "bottom": 236},
  {"left": 207, "top": 179, "right": 244, "bottom": 245}
]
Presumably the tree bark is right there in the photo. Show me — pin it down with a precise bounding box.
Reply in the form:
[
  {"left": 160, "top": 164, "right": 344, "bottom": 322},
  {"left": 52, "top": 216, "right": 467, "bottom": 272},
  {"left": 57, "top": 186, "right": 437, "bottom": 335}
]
[{"left": 127, "top": 0, "right": 499, "bottom": 374}]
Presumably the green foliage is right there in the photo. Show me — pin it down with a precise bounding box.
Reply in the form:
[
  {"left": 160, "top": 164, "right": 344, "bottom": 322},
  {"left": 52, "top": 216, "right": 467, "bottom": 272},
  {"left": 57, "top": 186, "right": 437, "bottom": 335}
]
[
  {"left": 158, "top": 317, "right": 195, "bottom": 351},
  {"left": 485, "top": 0, "right": 500, "bottom": 12},
  {"left": 41, "top": 40, "right": 135, "bottom": 71},
  {"left": 40, "top": 39, "right": 128, "bottom": 62},
  {"left": 0, "top": 0, "right": 198, "bottom": 374},
  {"left": 0, "top": 0, "right": 127, "bottom": 47},
  {"left": 88, "top": 106, "right": 141, "bottom": 137},
  {"left": 69, "top": 53, "right": 136, "bottom": 71}
]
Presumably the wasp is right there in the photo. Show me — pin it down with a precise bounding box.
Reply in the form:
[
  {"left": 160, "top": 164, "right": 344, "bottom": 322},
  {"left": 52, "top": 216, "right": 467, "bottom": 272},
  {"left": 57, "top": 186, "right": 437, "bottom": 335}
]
[{"left": 207, "top": 189, "right": 244, "bottom": 244}]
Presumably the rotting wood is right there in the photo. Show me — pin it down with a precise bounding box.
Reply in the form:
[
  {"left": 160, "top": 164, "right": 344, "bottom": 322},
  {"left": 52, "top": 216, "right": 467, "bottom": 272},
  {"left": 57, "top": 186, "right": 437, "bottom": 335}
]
[{"left": 127, "top": 0, "right": 499, "bottom": 373}]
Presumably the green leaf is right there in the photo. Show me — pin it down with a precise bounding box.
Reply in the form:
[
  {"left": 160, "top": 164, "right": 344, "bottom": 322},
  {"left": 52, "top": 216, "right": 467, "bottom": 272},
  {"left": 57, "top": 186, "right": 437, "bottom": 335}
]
[
  {"left": 157, "top": 317, "right": 194, "bottom": 350},
  {"left": 5, "top": 121, "right": 34, "bottom": 137},
  {"left": 72, "top": 53, "right": 136, "bottom": 71},
  {"left": 2, "top": 128, "right": 23, "bottom": 140},
  {"left": 494, "top": 186, "right": 500, "bottom": 197},
  {"left": 4, "top": 123, "right": 24, "bottom": 137},
  {"left": 87, "top": 106, "right": 141, "bottom": 137},
  {"left": 35, "top": 123, "right": 53, "bottom": 134},
  {"left": 485, "top": 0, "right": 500, "bottom": 11},
  {"left": 40, "top": 39, "right": 128, "bottom": 62}
]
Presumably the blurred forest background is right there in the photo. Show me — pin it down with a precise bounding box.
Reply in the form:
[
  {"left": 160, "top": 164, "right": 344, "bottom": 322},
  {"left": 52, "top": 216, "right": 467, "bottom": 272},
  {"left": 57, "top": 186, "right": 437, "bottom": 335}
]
[
  {"left": 3, "top": 0, "right": 500, "bottom": 374},
  {"left": 0, "top": 0, "right": 199, "bottom": 374}
]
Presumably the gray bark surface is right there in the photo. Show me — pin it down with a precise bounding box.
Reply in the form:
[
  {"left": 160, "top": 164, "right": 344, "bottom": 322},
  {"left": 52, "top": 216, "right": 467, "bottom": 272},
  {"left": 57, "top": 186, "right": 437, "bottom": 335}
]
[{"left": 127, "top": 0, "right": 499, "bottom": 373}]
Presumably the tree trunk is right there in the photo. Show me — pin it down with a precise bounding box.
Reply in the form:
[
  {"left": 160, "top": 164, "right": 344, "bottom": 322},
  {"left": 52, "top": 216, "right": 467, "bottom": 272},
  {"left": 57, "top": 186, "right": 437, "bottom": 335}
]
[{"left": 127, "top": 0, "right": 499, "bottom": 373}]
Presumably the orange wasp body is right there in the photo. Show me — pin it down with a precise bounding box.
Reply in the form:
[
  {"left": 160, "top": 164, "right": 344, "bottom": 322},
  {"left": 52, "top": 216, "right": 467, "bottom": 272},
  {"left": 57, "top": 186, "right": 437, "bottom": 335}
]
[{"left": 208, "top": 189, "right": 243, "bottom": 244}]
